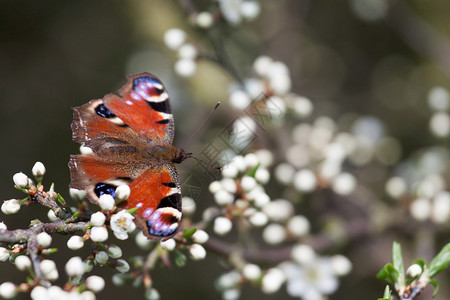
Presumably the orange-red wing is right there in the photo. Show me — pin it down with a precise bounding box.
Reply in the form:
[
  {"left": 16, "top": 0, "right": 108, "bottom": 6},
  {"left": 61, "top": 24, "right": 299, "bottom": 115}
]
[{"left": 104, "top": 73, "right": 175, "bottom": 145}]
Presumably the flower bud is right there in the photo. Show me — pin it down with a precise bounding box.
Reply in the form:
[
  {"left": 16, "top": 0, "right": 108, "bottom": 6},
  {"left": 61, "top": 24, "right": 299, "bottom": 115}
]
[
  {"left": 107, "top": 244, "right": 122, "bottom": 259},
  {"left": 95, "top": 251, "right": 109, "bottom": 265},
  {"left": 65, "top": 256, "right": 84, "bottom": 277},
  {"left": 98, "top": 194, "right": 115, "bottom": 211},
  {"left": 189, "top": 244, "right": 206, "bottom": 260},
  {"left": 15, "top": 255, "right": 31, "bottom": 271},
  {"left": 0, "top": 222, "right": 6, "bottom": 231},
  {"left": 13, "top": 172, "right": 29, "bottom": 188},
  {"left": 1, "top": 200, "right": 20, "bottom": 215},
  {"left": 90, "top": 212, "right": 106, "bottom": 226},
  {"left": 0, "top": 248, "right": 10, "bottom": 262},
  {"left": 261, "top": 268, "right": 285, "bottom": 294},
  {"left": 242, "top": 263, "right": 261, "bottom": 281},
  {"left": 213, "top": 217, "right": 232, "bottom": 235},
  {"left": 0, "top": 282, "right": 16, "bottom": 299},
  {"left": 406, "top": 264, "right": 422, "bottom": 278},
  {"left": 115, "top": 259, "right": 130, "bottom": 273},
  {"left": 67, "top": 236, "right": 84, "bottom": 250},
  {"left": 192, "top": 230, "right": 209, "bottom": 244},
  {"left": 86, "top": 275, "right": 105, "bottom": 293},
  {"left": 90, "top": 226, "right": 108, "bottom": 242},
  {"left": 40, "top": 259, "right": 58, "bottom": 281},
  {"left": 37, "top": 232, "right": 52, "bottom": 248},
  {"left": 160, "top": 239, "right": 176, "bottom": 251},
  {"left": 32, "top": 162, "right": 46, "bottom": 180},
  {"left": 115, "top": 185, "right": 130, "bottom": 203},
  {"left": 47, "top": 209, "right": 60, "bottom": 221}
]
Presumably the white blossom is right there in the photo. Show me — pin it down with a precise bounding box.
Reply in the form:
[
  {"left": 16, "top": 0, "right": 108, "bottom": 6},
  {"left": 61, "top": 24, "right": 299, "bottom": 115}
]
[
  {"left": 98, "top": 194, "right": 115, "bottom": 211},
  {"left": 135, "top": 231, "right": 153, "bottom": 250},
  {"left": 261, "top": 268, "right": 285, "bottom": 294},
  {"left": 115, "top": 185, "right": 131, "bottom": 203},
  {"left": 254, "top": 168, "right": 270, "bottom": 184},
  {"left": 182, "top": 196, "right": 196, "bottom": 215},
  {"left": 293, "top": 169, "right": 317, "bottom": 193},
  {"left": 178, "top": 43, "right": 197, "bottom": 59},
  {"left": 192, "top": 229, "right": 209, "bottom": 244},
  {"left": 291, "top": 244, "right": 316, "bottom": 265},
  {"left": 262, "top": 223, "right": 286, "bottom": 244},
  {"left": 330, "top": 255, "right": 352, "bottom": 276},
  {"left": 196, "top": 11, "right": 214, "bottom": 28},
  {"left": 1, "top": 199, "right": 20, "bottom": 215},
  {"left": 37, "top": 232, "right": 52, "bottom": 248},
  {"left": 0, "top": 247, "right": 10, "bottom": 262},
  {"left": 431, "top": 191, "right": 450, "bottom": 223},
  {"left": 332, "top": 173, "right": 357, "bottom": 195},
  {"left": 47, "top": 209, "right": 59, "bottom": 221},
  {"left": 229, "top": 90, "right": 251, "bottom": 110},
  {"left": 65, "top": 256, "right": 84, "bottom": 277},
  {"left": 287, "top": 215, "right": 310, "bottom": 237},
  {"left": 406, "top": 264, "right": 422, "bottom": 278},
  {"left": 189, "top": 244, "right": 207, "bottom": 260},
  {"left": 242, "top": 263, "right": 261, "bottom": 281},
  {"left": 115, "top": 259, "right": 130, "bottom": 273},
  {"left": 214, "top": 217, "right": 233, "bottom": 235},
  {"left": 240, "top": 176, "right": 257, "bottom": 192},
  {"left": 174, "top": 59, "right": 197, "bottom": 77},
  {"left": 429, "top": 112, "right": 450, "bottom": 137},
  {"left": 90, "top": 226, "right": 109, "bottom": 242},
  {"left": 249, "top": 211, "right": 268, "bottom": 227},
  {"left": 221, "top": 178, "right": 238, "bottom": 193},
  {"left": 0, "top": 282, "right": 16, "bottom": 299},
  {"left": 160, "top": 238, "right": 176, "bottom": 251},
  {"left": 107, "top": 244, "right": 123, "bottom": 259},
  {"left": 275, "top": 163, "right": 296, "bottom": 185},
  {"left": 262, "top": 199, "right": 294, "bottom": 222},
  {"left": 240, "top": 1, "right": 261, "bottom": 20},
  {"left": 209, "top": 181, "right": 223, "bottom": 194},
  {"left": 428, "top": 86, "right": 449, "bottom": 111},
  {"left": 0, "top": 222, "right": 6, "bottom": 231},
  {"left": 67, "top": 236, "right": 84, "bottom": 250},
  {"left": 90, "top": 211, "right": 106, "bottom": 226},
  {"left": 110, "top": 210, "right": 136, "bottom": 240},
  {"left": 13, "top": 172, "right": 29, "bottom": 188},
  {"left": 385, "top": 177, "right": 407, "bottom": 199},
  {"left": 15, "top": 255, "right": 31, "bottom": 271},
  {"left": 40, "top": 259, "right": 58, "bottom": 281},
  {"left": 86, "top": 275, "right": 105, "bottom": 293},
  {"left": 95, "top": 251, "right": 109, "bottom": 265},
  {"left": 214, "top": 190, "right": 234, "bottom": 206},
  {"left": 410, "top": 198, "right": 431, "bottom": 221},
  {"left": 164, "top": 28, "right": 186, "bottom": 50},
  {"left": 32, "top": 161, "right": 46, "bottom": 179}
]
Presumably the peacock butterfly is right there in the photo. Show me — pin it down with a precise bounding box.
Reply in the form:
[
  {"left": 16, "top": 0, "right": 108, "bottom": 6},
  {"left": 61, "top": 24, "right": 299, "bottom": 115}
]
[{"left": 69, "top": 73, "right": 191, "bottom": 240}]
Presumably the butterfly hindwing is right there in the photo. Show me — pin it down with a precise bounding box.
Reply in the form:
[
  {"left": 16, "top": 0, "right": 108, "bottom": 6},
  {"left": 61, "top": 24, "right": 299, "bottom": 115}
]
[{"left": 69, "top": 155, "right": 182, "bottom": 239}]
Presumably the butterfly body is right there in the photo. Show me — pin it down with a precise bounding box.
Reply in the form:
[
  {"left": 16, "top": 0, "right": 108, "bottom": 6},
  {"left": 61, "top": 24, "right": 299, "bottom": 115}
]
[{"left": 69, "top": 73, "right": 190, "bottom": 239}]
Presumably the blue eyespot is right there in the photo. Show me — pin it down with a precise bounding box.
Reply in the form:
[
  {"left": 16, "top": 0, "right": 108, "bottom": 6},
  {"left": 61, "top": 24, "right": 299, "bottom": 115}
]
[
  {"left": 94, "top": 183, "right": 116, "bottom": 198},
  {"left": 95, "top": 104, "right": 116, "bottom": 118}
]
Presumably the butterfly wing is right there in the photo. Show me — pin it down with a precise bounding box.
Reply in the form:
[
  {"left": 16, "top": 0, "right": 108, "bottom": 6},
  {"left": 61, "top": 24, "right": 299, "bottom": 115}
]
[
  {"left": 104, "top": 73, "right": 175, "bottom": 144},
  {"left": 70, "top": 73, "right": 182, "bottom": 239},
  {"left": 69, "top": 155, "right": 182, "bottom": 239}
]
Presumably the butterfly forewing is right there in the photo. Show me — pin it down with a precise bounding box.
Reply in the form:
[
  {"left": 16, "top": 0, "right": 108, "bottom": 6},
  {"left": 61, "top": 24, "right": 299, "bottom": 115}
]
[{"left": 69, "top": 73, "right": 183, "bottom": 239}]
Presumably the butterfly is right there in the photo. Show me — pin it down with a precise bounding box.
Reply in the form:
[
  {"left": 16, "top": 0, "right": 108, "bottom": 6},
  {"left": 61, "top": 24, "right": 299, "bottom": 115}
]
[{"left": 69, "top": 73, "right": 191, "bottom": 240}]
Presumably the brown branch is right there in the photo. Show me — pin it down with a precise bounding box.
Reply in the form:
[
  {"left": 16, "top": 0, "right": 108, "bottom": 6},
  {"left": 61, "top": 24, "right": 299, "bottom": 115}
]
[{"left": 0, "top": 220, "right": 89, "bottom": 244}]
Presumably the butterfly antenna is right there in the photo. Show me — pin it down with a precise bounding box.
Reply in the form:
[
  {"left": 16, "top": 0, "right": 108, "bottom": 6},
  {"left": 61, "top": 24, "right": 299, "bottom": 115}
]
[
  {"left": 191, "top": 155, "right": 223, "bottom": 172},
  {"left": 180, "top": 101, "right": 220, "bottom": 150}
]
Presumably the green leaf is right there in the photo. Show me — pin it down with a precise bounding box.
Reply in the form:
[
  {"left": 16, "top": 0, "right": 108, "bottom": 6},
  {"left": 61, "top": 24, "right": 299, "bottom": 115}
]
[
  {"left": 377, "top": 285, "right": 392, "bottom": 300},
  {"left": 429, "top": 279, "right": 439, "bottom": 297},
  {"left": 246, "top": 163, "right": 260, "bottom": 177},
  {"left": 428, "top": 243, "right": 450, "bottom": 278},
  {"left": 392, "top": 241, "right": 405, "bottom": 285},
  {"left": 57, "top": 193, "right": 66, "bottom": 206},
  {"left": 376, "top": 263, "right": 399, "bottom": 285},
  {"left": 182, "top": 227, "right": 197, "bottom": 239},
  {"left": 174, "top": 249, "right": 187, "bottom": 267},
  {"left": 412, "top": 258, "right": 426, "bottom": 269},
  {"left": 127, "top": 207, "right": 138, "bottom": 215}
]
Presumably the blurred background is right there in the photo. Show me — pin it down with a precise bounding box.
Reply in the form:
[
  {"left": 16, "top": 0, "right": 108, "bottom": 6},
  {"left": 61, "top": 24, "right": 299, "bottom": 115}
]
[{"left": 0, "top": 0, "right": 449, "bottom": 299}]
